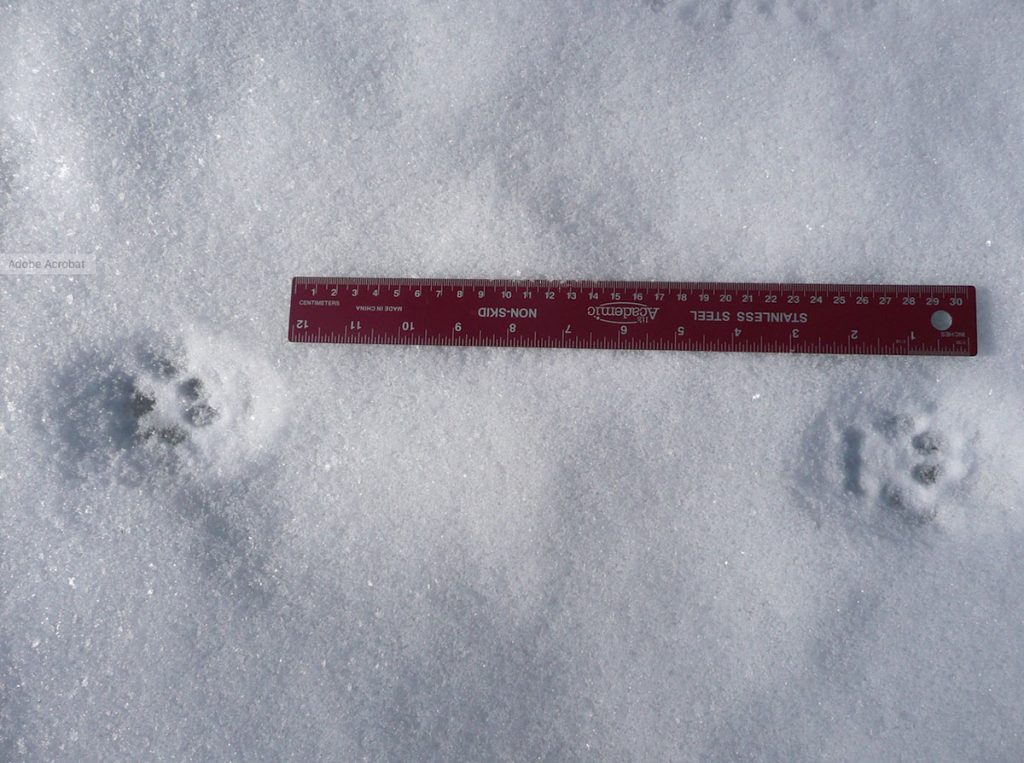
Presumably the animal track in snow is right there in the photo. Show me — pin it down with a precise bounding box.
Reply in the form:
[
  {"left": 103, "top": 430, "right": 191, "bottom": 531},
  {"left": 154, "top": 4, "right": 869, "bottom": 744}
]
[
  {"left": 56, "top": 330, "right": 286, "bottom": 483},
  {"left": 842, "top": 407, "right": 972, "bottom": 527},
  {"left": 50, "top": 330, "right": 289, "bottom": 602},
  {"left": 130, "top": 355, "right": 220, "bottom": 447}
]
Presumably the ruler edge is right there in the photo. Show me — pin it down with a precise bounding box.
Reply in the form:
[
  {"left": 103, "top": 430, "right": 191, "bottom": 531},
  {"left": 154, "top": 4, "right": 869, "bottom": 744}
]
[
  {"left": 288, "top": 278, "right": 978, "bottom": 357},
  {"left": 291, "top": 276, "right": 976, "bottom": 294}
]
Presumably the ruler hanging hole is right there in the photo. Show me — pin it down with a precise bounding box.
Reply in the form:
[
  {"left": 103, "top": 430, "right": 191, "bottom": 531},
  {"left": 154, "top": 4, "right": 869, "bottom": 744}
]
[{"left": 930, "top": 310, "right": 953, "bottom": 331}]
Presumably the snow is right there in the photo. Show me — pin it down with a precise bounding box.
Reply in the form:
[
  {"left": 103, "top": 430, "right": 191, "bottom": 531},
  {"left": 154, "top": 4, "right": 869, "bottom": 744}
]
[{"left": 2, "top": 1, "right": 1024, "bottom": 759}]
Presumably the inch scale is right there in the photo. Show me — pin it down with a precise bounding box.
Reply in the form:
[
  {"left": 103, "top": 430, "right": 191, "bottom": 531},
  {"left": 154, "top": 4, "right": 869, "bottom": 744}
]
[{"left": 288, "top": 278, "right": 977, "bottom": 357}]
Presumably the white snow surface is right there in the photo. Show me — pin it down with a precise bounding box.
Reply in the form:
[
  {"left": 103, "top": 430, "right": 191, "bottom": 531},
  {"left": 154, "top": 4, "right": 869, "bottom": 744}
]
[{"left": 2, "top": 1, "right": 1024, "bottom": 760}]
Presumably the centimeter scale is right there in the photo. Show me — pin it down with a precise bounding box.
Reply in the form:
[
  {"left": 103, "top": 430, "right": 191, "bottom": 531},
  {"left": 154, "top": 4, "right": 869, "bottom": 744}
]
[{"left": 288, "top": 277, "right": 977, "bottom": 357}]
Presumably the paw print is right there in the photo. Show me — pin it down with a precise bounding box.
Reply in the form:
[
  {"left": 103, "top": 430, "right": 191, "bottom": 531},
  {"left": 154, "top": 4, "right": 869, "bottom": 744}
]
[
  {"left": 843, "top": 408, "right": 970, "bottom": 527},
  {"left": 128, "top": 351, "right": 221, "bottom": 448},
  {"left": 55, "top": 331, "right": 285, "bottom": 483}
]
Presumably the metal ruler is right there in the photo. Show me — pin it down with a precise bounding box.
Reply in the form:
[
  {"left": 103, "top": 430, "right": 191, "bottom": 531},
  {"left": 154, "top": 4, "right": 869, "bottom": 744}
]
[{"left": 289, "top": 278, "right": 977, "bottom": 356}]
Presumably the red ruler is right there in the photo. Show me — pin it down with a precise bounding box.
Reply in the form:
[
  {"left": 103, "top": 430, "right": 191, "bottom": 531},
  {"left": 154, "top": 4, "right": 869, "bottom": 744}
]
[{"left": 289, "top": 278, "right": 977, "bottom": 356}]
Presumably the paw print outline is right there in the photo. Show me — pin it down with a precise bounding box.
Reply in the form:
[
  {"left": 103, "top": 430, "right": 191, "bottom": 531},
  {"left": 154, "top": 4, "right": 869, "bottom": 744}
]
[
  {"left": 843, "top": 408, "right": 970, "bottom": 528},
  {"left": 127, "top": 345, "right": 221, "bottom": 448}
]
